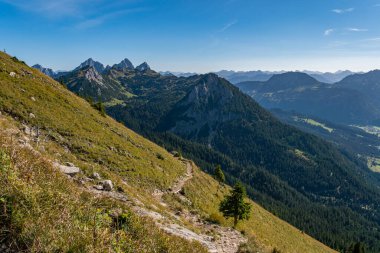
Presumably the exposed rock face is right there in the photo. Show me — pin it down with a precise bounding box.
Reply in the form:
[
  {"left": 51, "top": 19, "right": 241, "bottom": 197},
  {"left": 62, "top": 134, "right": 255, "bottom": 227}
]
[
  {"left": 53, "top": 162, "right": 81, "bottom": 176},
  {"left": 84, "top": 67, "right": 104, "bottom": 85},
  {"left": 135, "top": 62, "right": 150, "bottom": 72},
  {"left": 112, "top": 58, "right": 134, "bottom": 71},
  {"left": 75, "top": 58, "right": 105, "bottom": 73},
  {"left": 166, "top": 74, "right": 238, "bottom": 140}
]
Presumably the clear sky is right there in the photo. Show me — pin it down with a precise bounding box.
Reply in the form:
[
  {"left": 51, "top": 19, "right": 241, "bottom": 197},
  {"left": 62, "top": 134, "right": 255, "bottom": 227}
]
[{"left": 1, "top": 0, "right": 380, "bottom": 72}]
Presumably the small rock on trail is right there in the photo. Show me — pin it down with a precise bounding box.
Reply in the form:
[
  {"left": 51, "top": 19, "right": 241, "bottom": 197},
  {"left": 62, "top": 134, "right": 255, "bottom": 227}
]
[{"left": 102, "top": 180, "right": 114, "bottom": 191}]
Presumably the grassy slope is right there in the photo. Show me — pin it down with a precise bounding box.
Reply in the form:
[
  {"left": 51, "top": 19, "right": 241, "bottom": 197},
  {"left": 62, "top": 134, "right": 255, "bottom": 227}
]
[
  {"left": 0, "top": 128, "right": 206, "bottom": 253},
  {"left": 0, "top": 52, "right": 335, "bottom": 253},
  {"left": 183, "top": 165, "right": 336, "bottom": 253}
]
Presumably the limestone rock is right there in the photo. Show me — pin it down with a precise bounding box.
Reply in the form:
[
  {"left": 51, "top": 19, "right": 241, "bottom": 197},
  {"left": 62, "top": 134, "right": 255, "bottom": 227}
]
[
  {"left": 53, "top": 162, "right": 80, "bottom": 176},
  {"left": 23, "top": 125, "right": 37, "bottom": 137},
  {"left": 91, "top": 172, "right": 101, "bottom": 180},
  {"left": 102, "top": 180, "right": 113, "bottom": 191},
  {"left": 93, "top": 184, "right": 104, "bottom": 191}
]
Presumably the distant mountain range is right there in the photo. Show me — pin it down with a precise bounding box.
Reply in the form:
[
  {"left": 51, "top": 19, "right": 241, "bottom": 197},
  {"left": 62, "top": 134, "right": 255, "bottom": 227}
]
[
  {"left": 32, "top": 59, "right": 380, "bottom": 126},
  {"left": 236, "top": 71, "right": 380, "bottom": 125},
  {"left": 157, "top": 70, "right": 357, "bottom": 84},
  {"left": 33, "top": 61, "right": 356, "bottom": 84},
  {"left": 215, "top": 70, "right": 357, "bottom": 84}
]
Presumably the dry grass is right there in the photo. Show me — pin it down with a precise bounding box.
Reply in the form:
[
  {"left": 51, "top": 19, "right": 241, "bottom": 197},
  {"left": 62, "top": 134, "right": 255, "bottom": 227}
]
[
  {"left": 0, "top": 52, "right": 185, "bottom": 194},
  {"left": 0, "top": 133, "right": 206, "bottom": 253}
]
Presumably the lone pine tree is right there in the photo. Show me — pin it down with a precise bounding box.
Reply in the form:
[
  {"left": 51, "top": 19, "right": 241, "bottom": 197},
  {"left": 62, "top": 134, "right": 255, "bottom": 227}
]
[{"left": 219, "top": 182, "right": 252, "bottom": 228}]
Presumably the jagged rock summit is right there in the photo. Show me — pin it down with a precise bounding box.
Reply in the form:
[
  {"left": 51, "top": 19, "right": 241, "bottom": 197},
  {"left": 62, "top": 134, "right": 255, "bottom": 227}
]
[
  {"left": 135, "top": 62, "right": 151, "bottom": 71},
  {"left": 75, "top": 58, "right": 105, "bottom": 73},
  {"left": 34, "top": 57, "right": 152, "bottom": 77},
  {"left": 112, "top": 58, "right": 134, "bottom": 71}
]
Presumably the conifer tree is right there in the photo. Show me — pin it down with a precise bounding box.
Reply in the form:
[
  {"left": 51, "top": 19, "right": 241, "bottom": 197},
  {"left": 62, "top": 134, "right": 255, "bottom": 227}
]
[
  {"left": 214, "top": 164, "right": 225, "bottom": 185},
  {"left": 219, "top": 182, "right": 251, "bottom": 227}
]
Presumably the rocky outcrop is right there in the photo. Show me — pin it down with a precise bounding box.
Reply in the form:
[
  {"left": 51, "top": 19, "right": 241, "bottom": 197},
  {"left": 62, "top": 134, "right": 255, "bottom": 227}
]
[
  {"left": 83, "top": 66, "right": 103, "bottom": 85},
  {"left": 102, "top": 180, "right": 114, "bottom": 191},
  {"left": 53, "top": 162, "right": 81, "bottom": 176}
]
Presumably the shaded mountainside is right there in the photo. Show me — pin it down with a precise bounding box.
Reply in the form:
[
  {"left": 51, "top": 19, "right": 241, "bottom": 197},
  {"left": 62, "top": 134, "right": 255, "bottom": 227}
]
[
  {"left": 236, "top": 72, "right": 380, "bottom": 125},
  {"left": 271, "top": 109, "right": 380, "bottom": 180},
  {"left": 336, "top": 70, "right": 380, "bottom": 108},
  {"left": 53, "top": 60, "right": 380, "bottom": 252},
  {"left": 0, "top": 52, "right": 342, "bottom": 253}
]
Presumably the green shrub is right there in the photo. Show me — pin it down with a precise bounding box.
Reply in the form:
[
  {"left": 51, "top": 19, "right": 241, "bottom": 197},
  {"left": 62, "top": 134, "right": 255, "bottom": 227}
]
[{"left": 92, "top": 101, "right": 106, "bottom": 117}]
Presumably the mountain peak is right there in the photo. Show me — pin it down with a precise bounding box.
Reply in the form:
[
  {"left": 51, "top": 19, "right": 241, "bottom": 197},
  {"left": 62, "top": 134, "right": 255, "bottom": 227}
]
[
  {"left": 32, "top": 64, "right": 43, "bottom": 69},
  {"left": 339, "top": 69, "right": 380, "bottom": 84},
  {"left": 269, "top": 72, "right": 318, "bottom": 83},
  {"left": 113, "top": 58, "right": 134, "bottom": 71},
  {"left": 265, "top": 72, "right": 319, "bottom": 90},
  {"left": 75, "top": 58, "right": 105, "bottom": 73},
  {"left": 135, "top": 62, "right": 150, "bottom": 71},
  {"left": 32, "top": 64, "right": 56, "bottom": 77}
]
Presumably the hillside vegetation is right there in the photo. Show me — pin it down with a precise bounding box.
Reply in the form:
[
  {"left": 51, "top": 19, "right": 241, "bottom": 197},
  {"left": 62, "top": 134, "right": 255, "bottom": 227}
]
[
  {"left": 0, "top": 52, "right": 338, "bottom": 252},
  {"left": 57, "top": 63, "right": 380, "bottom": 251}
]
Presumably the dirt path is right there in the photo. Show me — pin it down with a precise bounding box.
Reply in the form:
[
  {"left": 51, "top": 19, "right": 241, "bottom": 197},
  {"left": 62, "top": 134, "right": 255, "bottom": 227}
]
[
  {"left": 170, "top": 161, "right": 193, "bottom": 194},
  {"left": 159, "top": 160, "right": 247, "bottom": 253},
  {"left": 6, "top": 123, "right": 247, "bottom": 253},
  {"left": 76, "top": 160, "right": 248, "bottom": 253}
]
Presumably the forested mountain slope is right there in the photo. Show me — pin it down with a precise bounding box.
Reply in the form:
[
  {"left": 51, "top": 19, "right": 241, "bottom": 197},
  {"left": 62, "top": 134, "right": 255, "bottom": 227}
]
[
  {"left": 236, "top": 72, "right": 380, "bottom": 125},
  {"left": 53, "top": 59, "right": 380, "bottom": 252}
]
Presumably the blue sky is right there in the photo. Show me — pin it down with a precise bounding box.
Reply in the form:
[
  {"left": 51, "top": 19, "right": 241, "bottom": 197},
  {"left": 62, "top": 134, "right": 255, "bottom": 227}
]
[{"left": 1, "top": 0, "right": 380, "bottom": 72}]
